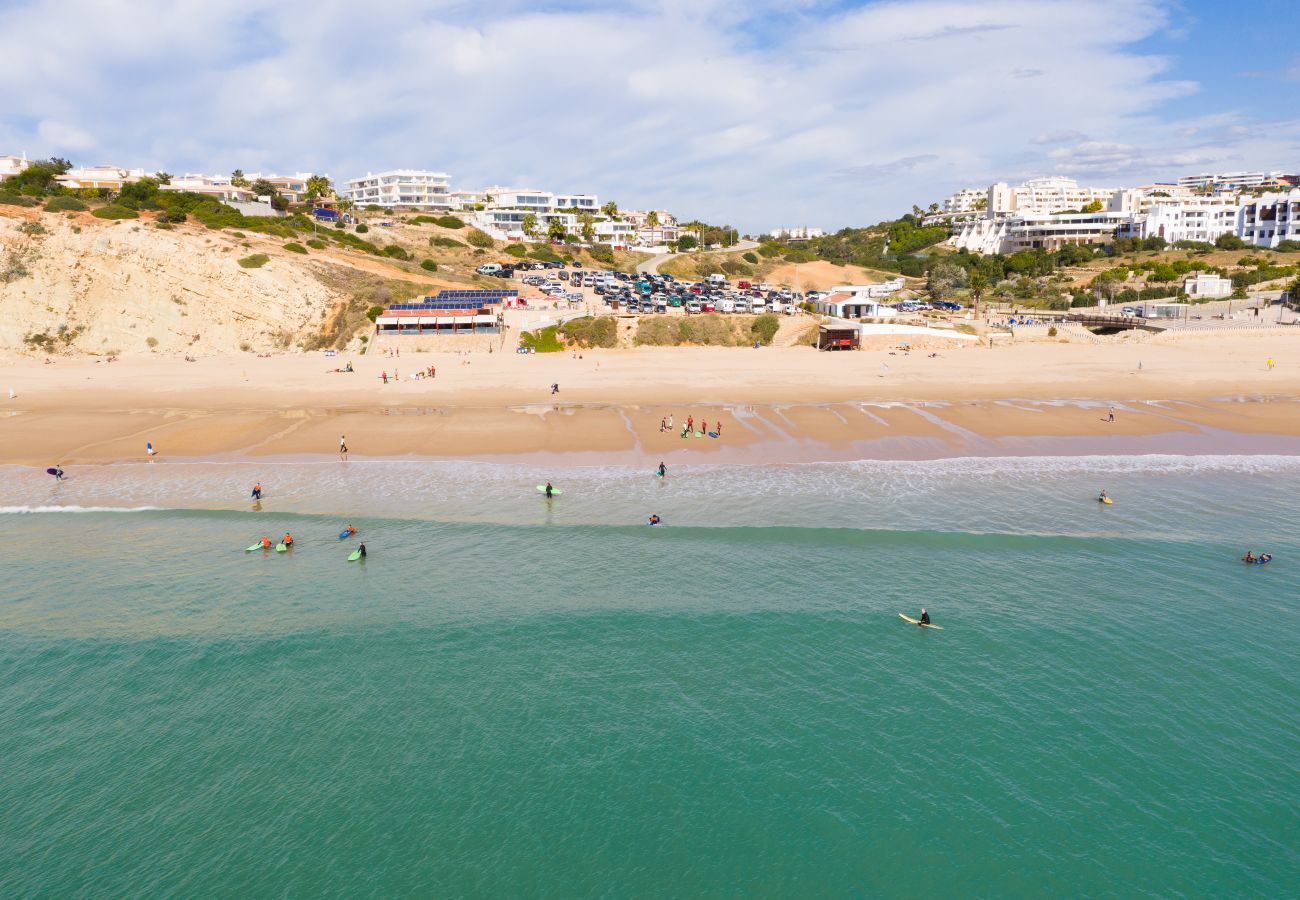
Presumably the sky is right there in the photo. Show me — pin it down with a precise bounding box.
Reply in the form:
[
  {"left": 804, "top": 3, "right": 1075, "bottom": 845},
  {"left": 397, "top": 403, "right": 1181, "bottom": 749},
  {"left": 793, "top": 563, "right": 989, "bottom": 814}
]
[{"left": 1, "top": 0, "right": 1297, "bottom": 232}]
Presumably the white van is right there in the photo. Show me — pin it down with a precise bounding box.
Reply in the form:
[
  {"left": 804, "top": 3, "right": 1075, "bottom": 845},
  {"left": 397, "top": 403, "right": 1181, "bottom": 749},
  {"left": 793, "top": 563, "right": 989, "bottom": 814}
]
[
  {"left": 707, "top": 273, "right": 727, "bottom": 286},
  {"left": 476, "top": 263, "right": 503, "bottom": 275}
]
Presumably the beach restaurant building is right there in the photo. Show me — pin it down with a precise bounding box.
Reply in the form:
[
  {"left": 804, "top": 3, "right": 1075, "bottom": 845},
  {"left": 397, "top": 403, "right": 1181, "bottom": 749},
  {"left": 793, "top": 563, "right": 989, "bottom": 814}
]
[{"left": 374, "top": 290, "right": 514, "bottom": 335}]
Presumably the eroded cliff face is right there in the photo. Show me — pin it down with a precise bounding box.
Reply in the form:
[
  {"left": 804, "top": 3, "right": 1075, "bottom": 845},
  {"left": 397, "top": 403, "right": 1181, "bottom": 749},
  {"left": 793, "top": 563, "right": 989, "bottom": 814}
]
[{"left": 0, "top": 209, "right": 370, "bottom": 356}]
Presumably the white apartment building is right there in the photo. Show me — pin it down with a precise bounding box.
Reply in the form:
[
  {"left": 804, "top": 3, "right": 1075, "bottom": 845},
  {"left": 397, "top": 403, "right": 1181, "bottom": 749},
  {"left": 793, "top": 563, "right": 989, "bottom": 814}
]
[
  {"left": 343, "top": 170, "right": 452, "bottom": 209},
  {"left": 952, "top": 210, "right": 1131, "bottom": 254},
  {"left": 1177, "top": 171, "right": 1285, "bottom": 191},
  {"left": 0, "top": 154, "right": 31, "bottom": 181},
  {"left": 479, "top": 187, "right": 600, "bottom": 214},
  {"left": 1237, "top": 190, "right": 1300, "bottom": 248},
  {"left": 54, "top": 165, "right": 147, "bottom": 191},
  {"left": 987, "top": 177, "right": 1116, "bottom": 217},
  {"left": 941, "top": 188, "right": 986, "bottom": 214},
  {"left": 1183, "top": 273, "right": 1232, "bottom": 298},
  {"left": 556, "top": 193, "right": 598, "bottom": 211},
  {"left": 1117, "top": 196, "right": 1241, "bottom": 245},
  {"left": 769, "top": 226, "right": 825, "bottom": 241}
]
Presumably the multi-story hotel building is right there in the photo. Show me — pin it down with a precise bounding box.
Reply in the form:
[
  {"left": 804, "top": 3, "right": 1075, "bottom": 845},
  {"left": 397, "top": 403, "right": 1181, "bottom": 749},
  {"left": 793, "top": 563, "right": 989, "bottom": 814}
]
[{"left": 342, "top": 170, "right": 453, "bottom": 209}]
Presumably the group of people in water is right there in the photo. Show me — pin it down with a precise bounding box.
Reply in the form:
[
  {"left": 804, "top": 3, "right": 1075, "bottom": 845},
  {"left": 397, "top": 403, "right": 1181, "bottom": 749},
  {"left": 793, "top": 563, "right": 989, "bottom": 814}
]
[{"left": 1242, "top": 551, "right": 1272, "bottom": 565}]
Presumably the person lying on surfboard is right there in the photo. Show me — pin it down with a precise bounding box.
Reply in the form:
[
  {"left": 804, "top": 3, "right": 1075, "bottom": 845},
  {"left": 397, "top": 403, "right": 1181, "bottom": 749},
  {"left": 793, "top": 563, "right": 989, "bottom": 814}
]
[
  {"left": 343, "top": 524, "right": 357, "bottom": 536},
  {"left": 919, "top": 608, "right": 931, "bottom": 626}
]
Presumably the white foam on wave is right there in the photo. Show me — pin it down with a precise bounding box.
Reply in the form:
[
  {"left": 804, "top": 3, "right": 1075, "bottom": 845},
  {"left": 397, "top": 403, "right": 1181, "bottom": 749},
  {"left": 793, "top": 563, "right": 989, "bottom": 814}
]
[{"left": 0, "top": 505, "right": 166, "bottom": 515}]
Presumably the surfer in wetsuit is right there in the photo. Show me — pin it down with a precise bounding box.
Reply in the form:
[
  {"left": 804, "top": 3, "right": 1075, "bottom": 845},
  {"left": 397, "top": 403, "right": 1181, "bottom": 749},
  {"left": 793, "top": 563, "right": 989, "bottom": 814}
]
[
  {"left": 260, "top": 536, "right": 272, "bottom": 550},
  {"left": 282, "top": 532, "right": 294, "bottom": 548},
  {"left": 657, "top": 462, "right": 666, "bottom": 477},
  {"left": 648, "top": 515, "right": 661, "bottom": 525},
  {"left": 1099, "top": 489, "right": 1109, "bottom": 503},
  {"left": 919, "top": 608, "right": 931, "bottom": 626},
  {"left": 358, "top": 542, "right": 366, "bottom": 558},
  {"left": 545, "top": 482, "right": 554, "bottom": 499},
  {"left": 1243, "top": 551, "right": 1257, "bottom": 563}
]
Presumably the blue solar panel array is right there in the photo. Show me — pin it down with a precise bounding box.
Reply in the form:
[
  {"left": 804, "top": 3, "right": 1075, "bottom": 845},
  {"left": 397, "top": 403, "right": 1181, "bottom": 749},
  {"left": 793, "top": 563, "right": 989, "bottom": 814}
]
[
  {"left": 433, "top": 290, "right": 517, "bottom": 300},
  {"left": 384, "top": 289, "right": 516, "bottom": 312}
]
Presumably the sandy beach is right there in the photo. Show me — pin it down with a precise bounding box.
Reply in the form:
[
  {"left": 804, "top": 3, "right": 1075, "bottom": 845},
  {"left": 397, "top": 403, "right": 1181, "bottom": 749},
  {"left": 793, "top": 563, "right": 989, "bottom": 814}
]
[{"left": 3, "top": 332, "right": 1300, "bottom": 468}]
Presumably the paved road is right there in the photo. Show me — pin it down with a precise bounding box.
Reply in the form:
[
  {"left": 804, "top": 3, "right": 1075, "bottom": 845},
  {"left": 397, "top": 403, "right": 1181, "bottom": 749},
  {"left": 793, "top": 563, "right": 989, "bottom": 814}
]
[{"left": 636, "top": 239, "right": 758, "bottom": 276}]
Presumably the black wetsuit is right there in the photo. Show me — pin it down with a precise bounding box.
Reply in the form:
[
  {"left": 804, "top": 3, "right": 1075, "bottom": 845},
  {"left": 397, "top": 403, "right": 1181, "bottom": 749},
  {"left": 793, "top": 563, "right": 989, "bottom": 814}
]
[
  {"left": 658, "top": 465, "right": 666, "bottom": 477},
  {"left": 359, "top": 545, "right": 367, "bottom": 558},
  {"left": 545, "top": 485, "right": 553, "bottom": 498},
  {"left": 919, "top": 611, "right": 931, "bottom": 625}
]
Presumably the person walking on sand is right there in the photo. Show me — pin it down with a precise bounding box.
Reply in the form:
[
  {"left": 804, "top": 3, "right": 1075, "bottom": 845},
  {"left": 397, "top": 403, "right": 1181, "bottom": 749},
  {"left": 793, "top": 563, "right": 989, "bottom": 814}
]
[
  {"left": 659, "top": 417, "right": 667, "bottom": 433},
  {"left": 339, "top": 435, "right": 348, "bottom": 460},
  {"left": 147, "top": 440, "right": 157, "bottom": 461},
  {"left": 50, "top": 464, "right": 65, "bottom": 482},
  {"left": 382, "top": 370, "right": 388, "bottom": 384},
  {"left": 1108, "top": 407, "right": 1115, "bottom": 423},
  {"left": 667, "top": 414, "right": 673, "bottom": 430},
  {"left": 1267, "top": 357, "right": 1274, "bottom": 371}
]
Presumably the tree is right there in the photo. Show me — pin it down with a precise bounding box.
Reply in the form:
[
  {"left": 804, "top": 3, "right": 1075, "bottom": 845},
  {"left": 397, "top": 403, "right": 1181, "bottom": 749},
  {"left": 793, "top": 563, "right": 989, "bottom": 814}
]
[
  {"left": 911, "top": 205, "right": 923, "bottom": 219},
  {"left": 927, "top": 202, "right": 940, "bottom": 215},
  {"left": 1215, "top": 233, "right": 1246, "bottom": 250},
  {"left": 968, "top": 271, "right": 988, "bottom": 317},
  {"left": 579, "top": 212, "right": 595, "bottom": 243},
  {"left": 927, "top": 261, "right": 967, "bottom": 299},
  {"left": 646, "top": 210, "right": 659, "bottom": 228},
  {"left": 677, "top": 235, "right": 698, "bottom": 251},
  {"left": 601, "top": 201, "right": 619, "bottom": 218},
  {"left": 1081, "top": 199, "right": 1103, "bottom": 213},
  {"left": 230, "top": 169, "right": 249, "bottom": 187},
  {"left": 305, "top": 174, "right": 331, "bottom": 202},
  {"left": 155, "top": 171, "right": 172, "bottom": 185},
  {"left": 522, "top": 213, "right": 537, "bottom": 237},
  {"left": 547, "top": 216, "right": 567, "bottom": 241}
]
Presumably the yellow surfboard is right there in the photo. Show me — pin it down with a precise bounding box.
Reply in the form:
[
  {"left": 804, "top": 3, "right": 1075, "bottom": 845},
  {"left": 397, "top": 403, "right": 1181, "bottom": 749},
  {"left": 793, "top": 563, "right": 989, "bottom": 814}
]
[{"left": 899, "top": 613, "right": 943, "bottom": 630}]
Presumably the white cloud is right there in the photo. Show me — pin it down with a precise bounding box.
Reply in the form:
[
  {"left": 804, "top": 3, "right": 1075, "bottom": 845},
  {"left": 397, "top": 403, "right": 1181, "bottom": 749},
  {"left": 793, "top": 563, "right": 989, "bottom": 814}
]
[
  {"left": 36, "top": 119, "right": 95, "bottom": 150},
  {"left": 0, "top": 0, "right": 1289, "bottom": 229}
]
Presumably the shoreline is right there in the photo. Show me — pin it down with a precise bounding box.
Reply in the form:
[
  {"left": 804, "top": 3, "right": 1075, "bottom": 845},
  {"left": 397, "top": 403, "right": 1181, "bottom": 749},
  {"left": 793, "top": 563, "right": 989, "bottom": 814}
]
[{"left": 4, "top": 336, "right": 1300, "bottom": 468}]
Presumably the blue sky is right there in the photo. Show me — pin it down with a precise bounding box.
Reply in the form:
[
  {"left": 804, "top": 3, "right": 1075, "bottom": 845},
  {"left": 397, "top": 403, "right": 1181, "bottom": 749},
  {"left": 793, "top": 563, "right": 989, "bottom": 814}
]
[{"left": 0, "top": 0, "right": 1296, "bottom": 231}]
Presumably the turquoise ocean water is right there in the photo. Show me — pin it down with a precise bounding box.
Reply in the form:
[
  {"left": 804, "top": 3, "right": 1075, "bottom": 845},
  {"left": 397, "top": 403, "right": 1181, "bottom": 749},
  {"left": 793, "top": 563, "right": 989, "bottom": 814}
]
[{"left": 1, "top": 456, "right": 1297, "bottom": 896}]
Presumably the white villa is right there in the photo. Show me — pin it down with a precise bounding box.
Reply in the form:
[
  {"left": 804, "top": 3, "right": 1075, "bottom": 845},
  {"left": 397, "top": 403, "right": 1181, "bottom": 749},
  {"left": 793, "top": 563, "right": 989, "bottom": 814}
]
[
  {"left": 0, "top": 154, "right": 32, "bottom": 181},
  {"left": 343, "top": 169, "right": 453, "bottom": 209},
  {"left": 54, "top": 165, "right": 147, "bottom": 191}
]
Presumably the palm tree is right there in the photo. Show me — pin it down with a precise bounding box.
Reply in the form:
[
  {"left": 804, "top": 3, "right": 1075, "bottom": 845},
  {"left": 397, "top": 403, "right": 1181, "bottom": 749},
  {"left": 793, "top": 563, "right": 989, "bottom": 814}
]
[
  {"left": 579, "top": 212, "right": 595, "bottom": 243},
  {"left": 522, "top": 213, "right": 537, "bottom": 238},
  {"left": 646, "top": 210, "right": 659, "bottom": 229},
  {"left": 230, "top": 169, "right": 248, "bottom": 187},
  {"left": 547, "top": 217, "right": 567, "bottom": 242},
  {"left": 305, "top": 174, "right": 331, "bottom": 202},
  {"left": 601, "top": 201, "right": 619, "bottom": 219},
  {"left": 968, "top": 271, "right": 988, "bottom": 319}
]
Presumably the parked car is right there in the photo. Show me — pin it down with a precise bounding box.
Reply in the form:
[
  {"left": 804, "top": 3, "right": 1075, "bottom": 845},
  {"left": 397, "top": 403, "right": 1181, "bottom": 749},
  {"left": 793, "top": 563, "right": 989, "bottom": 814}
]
[{"left": 476, "top": 263, "right": 503, "bottom": 275}]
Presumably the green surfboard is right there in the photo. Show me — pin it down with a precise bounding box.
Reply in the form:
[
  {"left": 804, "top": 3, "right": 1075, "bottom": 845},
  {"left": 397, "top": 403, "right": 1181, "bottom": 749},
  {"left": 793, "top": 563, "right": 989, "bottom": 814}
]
[
  {"left": 276, "top": 542, "right": 288, "bottom": 552},
  {"left": 348, "top": 550, "right": 362, "bottom": 561},
  {"left": 536, "top": 485, "right": 563, "bottom": 496},
  {"left": 246, "top": 543, "right": 263, "bottom": 552}
]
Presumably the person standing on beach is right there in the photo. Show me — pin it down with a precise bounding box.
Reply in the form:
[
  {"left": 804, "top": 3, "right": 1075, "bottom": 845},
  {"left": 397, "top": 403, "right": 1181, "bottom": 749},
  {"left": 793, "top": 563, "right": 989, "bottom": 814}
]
[
  {"left": 147, "top": 441, "right": 157, "bottom": 461},
  {"left": 667, "top": 414, "right": 673, "bottom": 430},
  {"left": 51, "top": 465, "right": 65, "bottom": 481},
  {"left": 1267, "top": 357, "right": 1274, "bottom": 371},
  {"left": 382, "top": 370, "right": 388, "bottom": 384},
  {"left": 1108, "top": 407, "right": 1115, "bottom": 423},
  {"left": 339, "top": 435, "right": 348, "bottom": 460}
]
